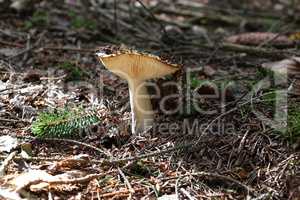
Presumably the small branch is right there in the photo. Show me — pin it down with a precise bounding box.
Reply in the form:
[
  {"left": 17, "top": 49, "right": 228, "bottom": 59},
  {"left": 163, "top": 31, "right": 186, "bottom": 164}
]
[
  {"left": 48, "top": 172, "right": 113, "bottom": 184},
  {"left": 190, "top": 41, "right": 297, "bottom": 59},
  {"left": 0, "top": 155, "right": 103, "bottom": 164},
  {"left": 160, "top": 172, "right": 256, "bottom": 195},
  {"left": 106, "top": 145, "right": 181, "bottom": 164},
  {"left": 180, "top": 188, "right": 196, "bottom": 200},
  {"left": 154, "top": 6, "right": 281, "bottom": 28},
  {"left": 16, "top": 171, "right": 116, "bottom": 192},
  {"left": 39, "top": 137, "right": 112, "bottom": 158},
  {"left": 8, "top": 31, "right": 46, "bottom": 60},
  {"left": 0, "top": 84, "right": 28, "bottom": 93},
  {"left": 118, "top": 167, "right": 135, "bottom": 194},
  {"left": 0, "top": 151, "right": 18, "bottom": 176},
  {"left": 0, "top": 118, "right": 30, "bottom": 123},
  {"left": 135, "top": 0, "right": 167, "bottom": 35},
  {"left": 16, "top": 136, "right": 112, "bottom": 159},
  {"left": 0, "top": 40, "right": 24, "bottom": 48},
  {"left": 220, "top": 42, "right": 296, "bottom": 59},
  {"left": 192, "top": 172, "right": 256, "bottom": 194},
  {"left": 42, "top": 46, "right": 95, "bottom": 53},
  {"left": 98, "top": 188, "right": 145, "bottom": 198}
]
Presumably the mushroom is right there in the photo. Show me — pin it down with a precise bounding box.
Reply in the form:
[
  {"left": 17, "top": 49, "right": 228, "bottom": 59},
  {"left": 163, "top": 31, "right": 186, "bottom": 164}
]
[{"left": 96, "top": 46, "right": 180, "bottom": 134}]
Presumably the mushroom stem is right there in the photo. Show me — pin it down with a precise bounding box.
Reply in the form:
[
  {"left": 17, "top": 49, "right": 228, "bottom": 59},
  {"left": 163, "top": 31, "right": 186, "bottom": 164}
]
[{"left": 128, "top": 79, "right": 154, "bottom": 134}]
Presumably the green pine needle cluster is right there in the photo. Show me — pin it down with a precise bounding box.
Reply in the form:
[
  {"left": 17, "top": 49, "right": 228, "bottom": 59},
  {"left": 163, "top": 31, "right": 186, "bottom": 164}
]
[{"left": 31, "top": 108, "right": 101, "bottom": 138}]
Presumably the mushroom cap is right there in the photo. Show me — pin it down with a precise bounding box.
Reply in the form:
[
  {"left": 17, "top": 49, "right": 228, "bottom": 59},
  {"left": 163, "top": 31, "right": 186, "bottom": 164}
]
[{"left": 96, "top": 46, "right": 181, "bottom": 80}]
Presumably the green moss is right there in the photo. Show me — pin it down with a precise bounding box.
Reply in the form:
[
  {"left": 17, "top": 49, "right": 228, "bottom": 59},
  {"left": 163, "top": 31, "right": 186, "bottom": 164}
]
[
  {"left": 24, "top": 10, "right": 49, "bottom": 29},
  {"left": 129, "top": 161, "right": 153, "bottom": 177},
  {"left": 59, "top": 61, "right": 87, "bottom": 81},
  {"left": 190, "top": 76, "right": 204, "bottom": 89}
]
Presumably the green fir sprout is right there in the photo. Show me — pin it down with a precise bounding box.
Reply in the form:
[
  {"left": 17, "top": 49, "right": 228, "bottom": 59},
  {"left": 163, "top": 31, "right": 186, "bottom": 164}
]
[{"left": 31, "top": 108, "right": 101, "bottom": 138}]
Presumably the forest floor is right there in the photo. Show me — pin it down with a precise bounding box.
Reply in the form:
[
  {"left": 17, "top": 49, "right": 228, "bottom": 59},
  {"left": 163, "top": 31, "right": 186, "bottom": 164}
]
[{"left": 0, "top": 0, "right": 299, "bottom": 199}]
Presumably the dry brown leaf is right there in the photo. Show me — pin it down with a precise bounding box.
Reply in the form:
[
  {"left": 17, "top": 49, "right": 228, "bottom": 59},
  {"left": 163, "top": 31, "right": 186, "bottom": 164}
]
[
  {"left": 158, "top": 162, "right": 169, "bottom": 172},
  {"left": 225, "top": 32, "right": 293, "bottom": 46},
  {"left": 30, "top": 170, "right": 85, "bottom": 192},
  {"left": 289, "top": 32, "right": 300, "bottom": 41},
  {"left": 11, "top": 170, "right": 56, "bottom": 192},
  {"left": 48, "top": 154, "right": 90, "bottom": 172},
  {"left": 0, "top": 135, "right": 19, "bottom": 153},
  {"left": 10, "top": 169, "right": 85, "bottom": 193}
]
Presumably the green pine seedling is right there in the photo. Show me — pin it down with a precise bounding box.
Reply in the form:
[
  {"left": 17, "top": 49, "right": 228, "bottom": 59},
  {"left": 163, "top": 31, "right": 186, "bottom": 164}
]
[{"left": 31, "top": 108, "right": 100, "bottom": 138}]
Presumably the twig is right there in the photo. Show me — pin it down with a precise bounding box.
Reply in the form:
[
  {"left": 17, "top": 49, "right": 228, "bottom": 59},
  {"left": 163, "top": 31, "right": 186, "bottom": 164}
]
[
  {"left": 21, "top": 33, "right": 31, "bottom": 67},
  {"left": 42, "top": 46, "right": 95, "bottom": 53},
  {"left": 48, "top": 172, "right": 114, "bottom": 184},
  {"left": 0, "top": 155, "right": 104, "bottom": 164},
  {"left": 0, "top": 29, "right": 26, "bottom": 39},
  {"left": 237, "top": 130, "right": 249, "bottom": 152},
  {"left": 220, "top": 42, "right": 297, "bottom": 58},
  {"left": 16, "top": 136, "right": 112, "bottom": 159},
  {"left": 251, "top": 193, "right": 272, "bottom": 200},
  {"left": 0, "top": 84, "right": 30, "bottom": 93},
  {"left": 0, "top": 40, "right": 24, "bottom": 48},
  {"left": 180, "top": 188, "right": 196, "bottom": 200},
  {"left": 0, "top": 118, "right": 30, "bottom": 123},
  {"left": 176, "top": 3, "right": 281, "bottom": 19},
  {"left": 98, "top": 188, "right": 144, "bottom": 198},
  {"left": 159, "top": 172, "right": 256, "bottom": 195},
  {"left": 192, "top": 172, "right": 255, "bottom": 194},
  {"left": 7, "top": 31, "right": 46, "bottom": 61},
  {"left": 135, "top": 0, "right": 167, "bottom": 36},
  {"left": 0, "top": 151, "right": 18, "bottom": 176},
  {"left": 113, "top": 0, "right": 118, "bottom": 34},
  {"left": 118, "top": 167, "right": 135, "bottom": 194},
  {"left": 0, "top": 59, "right": 16, "bottom": 71},
  {"left": 154, "top": 6, "right": 281, "bottom": 28},
  {"left": 40, "top": 75, "right": 67, "bottom": 80},
  {"left": 177, "top": 40, "right": 297, "bottom": 59},
  {"left": 175, "top": 178, "right": 180, "bottom": 199},
  {"left": 15, "top": 171, "right": 116, "bottom": 192},
  {"left": 106, "top": 145, "right": 183, "bottom": 164},
  {"left": 91, "top": 7, "right": 135, "bottom": 31}
]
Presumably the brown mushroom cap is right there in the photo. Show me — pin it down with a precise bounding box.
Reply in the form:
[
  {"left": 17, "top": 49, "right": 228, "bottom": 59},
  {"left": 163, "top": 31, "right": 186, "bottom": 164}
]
[{"left": 96, "top": 46, "right": 181, "bottom": 80}]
